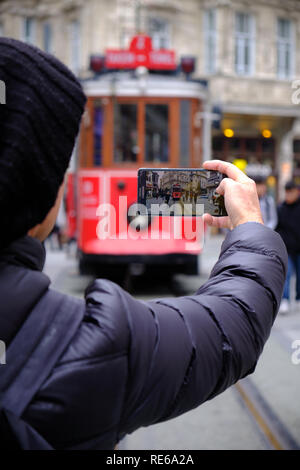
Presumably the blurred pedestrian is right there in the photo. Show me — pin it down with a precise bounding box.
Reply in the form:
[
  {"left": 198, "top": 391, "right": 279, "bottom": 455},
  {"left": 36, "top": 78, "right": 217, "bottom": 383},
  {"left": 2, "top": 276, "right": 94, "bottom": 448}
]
[
  {"left": 276, "top": 180, "right": 300, "bottom": 314},
  {"left": 252, "top": 175, "right": 278, "bottom": 229},
  {"left": 0, "top": 39, "right": 287, "bottom": 450},
  {"left": 165, "top": 188, "right": 171, "bottom": 204}
]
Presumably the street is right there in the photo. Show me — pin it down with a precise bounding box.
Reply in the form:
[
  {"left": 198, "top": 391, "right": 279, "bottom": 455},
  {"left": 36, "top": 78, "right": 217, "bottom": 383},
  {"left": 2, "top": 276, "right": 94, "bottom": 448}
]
[{"left": 44, "top": 231, "right": 300, "bottom": 450}]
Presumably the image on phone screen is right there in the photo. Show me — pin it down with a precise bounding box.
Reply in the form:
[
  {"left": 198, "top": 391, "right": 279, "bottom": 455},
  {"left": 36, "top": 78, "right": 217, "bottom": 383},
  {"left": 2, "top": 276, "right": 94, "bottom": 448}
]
[{"left": 138, "top": 169, "right": 227, "bottom": 217}]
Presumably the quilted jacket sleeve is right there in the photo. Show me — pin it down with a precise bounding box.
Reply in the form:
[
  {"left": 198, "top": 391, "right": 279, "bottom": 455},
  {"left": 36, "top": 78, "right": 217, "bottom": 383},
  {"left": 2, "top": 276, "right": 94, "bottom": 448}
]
[{"left": 90, "top": 222, "right": 287, "bottom": 440}]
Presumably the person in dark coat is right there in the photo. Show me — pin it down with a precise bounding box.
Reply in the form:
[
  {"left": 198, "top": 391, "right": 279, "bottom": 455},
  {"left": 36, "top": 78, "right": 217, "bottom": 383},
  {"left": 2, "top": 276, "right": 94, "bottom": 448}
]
[
  {"left": 0, "top": 38, "right": 288, "bottom": 450},
  {"left": 276, "top": 180, "right": 300, "bottom": 314}
]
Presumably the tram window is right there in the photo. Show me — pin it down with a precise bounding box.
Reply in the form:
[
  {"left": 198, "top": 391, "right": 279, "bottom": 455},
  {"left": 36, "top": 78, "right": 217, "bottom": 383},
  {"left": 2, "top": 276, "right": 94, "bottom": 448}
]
[
  {"left": 179, "top": 100, "right": 190, "bottom": 167},
  {"left": 94, "top": 106, "right": 103, "bottom": 166},
  {"left": 145, "top": 104, "right": 169, "bottom": 162},
  {"left": 114, "top": 103, "right": 138, "bottom": 162}
]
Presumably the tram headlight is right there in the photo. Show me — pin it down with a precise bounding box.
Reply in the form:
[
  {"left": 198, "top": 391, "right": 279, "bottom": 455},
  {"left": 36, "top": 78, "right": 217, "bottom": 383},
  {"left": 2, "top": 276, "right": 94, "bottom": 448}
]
[{"left": 127, "top": 203, "right": 150, "bottom": 231}]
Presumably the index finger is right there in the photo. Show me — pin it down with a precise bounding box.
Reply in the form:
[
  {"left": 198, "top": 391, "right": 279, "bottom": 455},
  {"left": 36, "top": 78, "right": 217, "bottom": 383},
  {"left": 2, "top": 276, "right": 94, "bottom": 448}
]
[{"left": 203, "top": 160, "right": 250, "bottom": 183}]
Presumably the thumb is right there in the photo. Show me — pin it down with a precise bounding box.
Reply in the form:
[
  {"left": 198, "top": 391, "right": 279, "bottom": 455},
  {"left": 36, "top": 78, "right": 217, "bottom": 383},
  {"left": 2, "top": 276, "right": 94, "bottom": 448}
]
[{"left": 203, "top": 213, "right": 232, "bottom": 229}]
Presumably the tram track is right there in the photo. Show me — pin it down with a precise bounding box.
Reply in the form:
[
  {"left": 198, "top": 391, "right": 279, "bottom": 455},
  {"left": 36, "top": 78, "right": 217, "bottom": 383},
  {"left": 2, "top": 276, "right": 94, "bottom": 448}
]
[{"left": 235, "top": 377, "right": 299, "bottom": 450}]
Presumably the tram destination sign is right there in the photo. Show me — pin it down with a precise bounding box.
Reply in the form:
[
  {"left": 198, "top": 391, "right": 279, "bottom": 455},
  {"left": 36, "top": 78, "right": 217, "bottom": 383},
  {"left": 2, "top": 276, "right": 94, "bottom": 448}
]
[{"left": 105, "top": 34, "right": 176, "bottom": 71}]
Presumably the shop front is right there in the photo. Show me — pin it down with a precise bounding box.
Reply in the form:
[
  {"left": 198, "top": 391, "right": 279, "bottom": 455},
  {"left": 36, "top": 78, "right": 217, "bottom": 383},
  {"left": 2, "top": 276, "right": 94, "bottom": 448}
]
[{"left": 211, "top": 110, "right": 300, "bottom": 201}]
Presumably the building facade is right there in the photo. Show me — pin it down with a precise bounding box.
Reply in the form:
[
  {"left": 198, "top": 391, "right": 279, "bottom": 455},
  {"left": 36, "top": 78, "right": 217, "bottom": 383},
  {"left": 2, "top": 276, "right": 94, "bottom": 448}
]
[{"left": 1, "top": 0, "right": 300, "bottom": 197}]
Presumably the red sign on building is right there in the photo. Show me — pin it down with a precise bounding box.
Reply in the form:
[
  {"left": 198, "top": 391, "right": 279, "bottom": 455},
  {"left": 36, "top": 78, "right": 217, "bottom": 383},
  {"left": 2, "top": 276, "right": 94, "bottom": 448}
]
[{"left": 105, "top": 34, "right": 176, "bottom": 71}]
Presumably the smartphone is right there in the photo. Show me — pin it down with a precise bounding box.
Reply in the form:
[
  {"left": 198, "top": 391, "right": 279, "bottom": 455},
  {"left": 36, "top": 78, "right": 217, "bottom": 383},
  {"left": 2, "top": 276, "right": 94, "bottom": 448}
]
[{"left": 137, "top": 168, "right": 227, "bottom": 217}]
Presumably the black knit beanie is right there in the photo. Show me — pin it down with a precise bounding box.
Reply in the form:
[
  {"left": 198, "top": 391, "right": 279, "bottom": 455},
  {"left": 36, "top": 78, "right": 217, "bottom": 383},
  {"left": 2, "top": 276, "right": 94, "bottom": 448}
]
[{"left": 0, "top": 38, "right": 86, "bottom": 249}]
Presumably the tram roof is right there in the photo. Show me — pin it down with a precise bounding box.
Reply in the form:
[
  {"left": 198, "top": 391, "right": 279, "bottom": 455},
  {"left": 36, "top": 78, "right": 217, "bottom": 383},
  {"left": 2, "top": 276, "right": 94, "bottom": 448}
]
[{"left": 81, "top": 72, "right": 207, "bottom": 100}]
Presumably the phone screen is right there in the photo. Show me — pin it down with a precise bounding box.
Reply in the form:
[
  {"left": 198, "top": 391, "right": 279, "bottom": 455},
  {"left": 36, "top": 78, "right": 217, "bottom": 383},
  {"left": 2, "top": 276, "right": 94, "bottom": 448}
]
[{"left": 137, "top": 168, "right": 227, "bottom": 217}]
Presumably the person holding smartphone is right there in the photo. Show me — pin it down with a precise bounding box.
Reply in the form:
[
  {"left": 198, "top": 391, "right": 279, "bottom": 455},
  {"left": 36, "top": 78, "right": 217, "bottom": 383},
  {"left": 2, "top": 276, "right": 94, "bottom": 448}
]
[{"left": 0, "top": 38, "right": 287, "bottom": 450}]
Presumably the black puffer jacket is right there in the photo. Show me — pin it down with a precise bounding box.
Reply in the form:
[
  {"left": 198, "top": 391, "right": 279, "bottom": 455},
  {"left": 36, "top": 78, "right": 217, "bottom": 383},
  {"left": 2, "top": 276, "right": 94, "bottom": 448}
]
[{"left": 0, "top": 222, "right": 287, "bottom": 449}]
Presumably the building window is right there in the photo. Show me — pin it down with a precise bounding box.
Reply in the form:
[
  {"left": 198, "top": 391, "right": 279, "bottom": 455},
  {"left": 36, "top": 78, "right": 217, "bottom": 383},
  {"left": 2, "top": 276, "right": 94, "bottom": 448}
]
[
  {"left": 212, "top": 136, "right": 275, "bottom": 168},
  {"left": 70, "top": 20, "right": 80, "bottom": 75},
  {"left": 23, "top": 17, "right": 35, "bottom": 45},
  {"left": 148, "top": 17, "right": 170, "bottom": 49},
  {"left": 120, "top": 30, "right": 131, "bottom": 49},
  {"left": 234, "top": 12, "right": 255, "bottom": 75},
  {"left": 277, "top": 18, "right": 294, "bottom": 79},
  {"left": 204, "top": 9, "right": 217, "bottom": 74},
  {"left": 43, "top": 22, "right": 52, "bottom": 54}
]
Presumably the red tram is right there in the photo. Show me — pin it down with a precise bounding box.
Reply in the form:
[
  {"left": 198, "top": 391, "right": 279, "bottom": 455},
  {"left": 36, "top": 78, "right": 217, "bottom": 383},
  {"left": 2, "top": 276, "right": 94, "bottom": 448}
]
[
  {"left": 172, "top": 184, "right": 182, "bottom": 201},
  {"left": 66, "top": 36, "right": 207, "bottom": 277}
]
